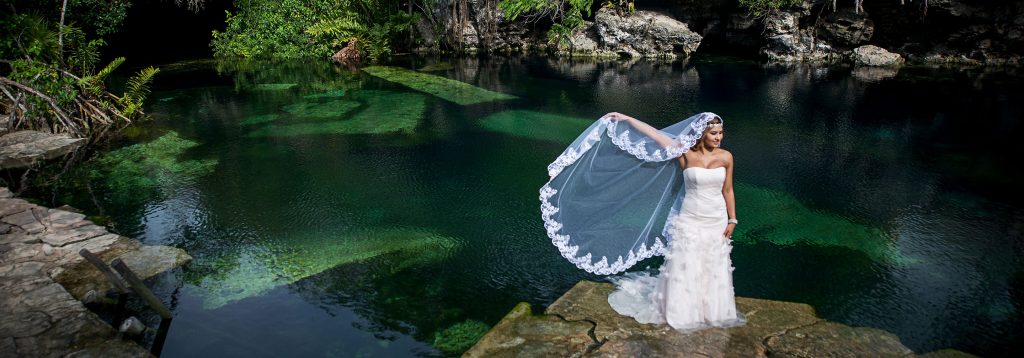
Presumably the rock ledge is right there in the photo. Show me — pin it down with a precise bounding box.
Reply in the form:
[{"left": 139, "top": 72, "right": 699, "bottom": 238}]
[
  {"left": 465, "top": 280, "right": 976, "bottom": 357},
  {"left": 1, "top": 187, "right": 191, "bottom": 357}
]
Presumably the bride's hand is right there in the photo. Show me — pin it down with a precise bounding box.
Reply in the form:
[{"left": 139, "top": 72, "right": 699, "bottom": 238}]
[
  {"left": 605, "top": 112, "right": 631, "bottom": 121},
  {"left": 723, "top": 224, "right": 735, "bottom": 240}
]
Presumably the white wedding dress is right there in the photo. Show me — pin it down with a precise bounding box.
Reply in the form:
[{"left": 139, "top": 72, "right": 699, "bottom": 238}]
[{"left": 608, "top": 166, "right": 746, "bottom": 331}]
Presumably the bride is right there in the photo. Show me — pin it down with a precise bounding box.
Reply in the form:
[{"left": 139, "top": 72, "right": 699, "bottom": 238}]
[{"left": 540, "top": 111, "right": 745, "bottom": 331}]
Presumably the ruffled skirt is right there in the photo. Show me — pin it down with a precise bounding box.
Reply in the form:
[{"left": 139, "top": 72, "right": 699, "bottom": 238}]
[{"left": 608, "top": 213, "right": 746, "bottom": 331}]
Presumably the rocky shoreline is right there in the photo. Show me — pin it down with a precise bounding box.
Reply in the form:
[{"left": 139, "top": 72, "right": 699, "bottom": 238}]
[
  {"left": 414, "top": 1, "right": 1023, "bottom": 68},
  {"left": 1, "top": 187, "right": 190, "bottom": 357},
  {"left": 464, "top": 280, "right": 977, "bottom": 357}
]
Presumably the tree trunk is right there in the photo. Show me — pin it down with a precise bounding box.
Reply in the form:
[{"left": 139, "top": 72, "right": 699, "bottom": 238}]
[{"left": 58, "top": 0, "right": 68, "bottom": 64}]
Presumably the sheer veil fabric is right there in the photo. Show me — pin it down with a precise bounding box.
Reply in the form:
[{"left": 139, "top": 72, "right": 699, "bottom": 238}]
[{"left": 540, "top": 112, "right": 721, "bottom": 275}]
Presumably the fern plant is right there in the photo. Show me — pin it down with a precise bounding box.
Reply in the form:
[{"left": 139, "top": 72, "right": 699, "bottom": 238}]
[{"left": 119, "top": 66, "right": 160, "bottom": 118}]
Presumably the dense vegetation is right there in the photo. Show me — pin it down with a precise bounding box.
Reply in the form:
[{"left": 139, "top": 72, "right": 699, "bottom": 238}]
[
  {"left": 210, "top": 0, "right": 415, "bottom": 62},
  {"left": 0, "top": 0, "right": 160, "bottom": 139}
]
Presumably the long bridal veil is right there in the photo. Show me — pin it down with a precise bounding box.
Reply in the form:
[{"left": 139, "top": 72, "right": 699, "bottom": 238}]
[{"left": 540, "top": 112, "right": 721, "bottom": 275}]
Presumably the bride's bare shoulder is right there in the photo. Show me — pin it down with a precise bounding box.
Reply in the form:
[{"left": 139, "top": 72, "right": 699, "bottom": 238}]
[{"left": 717, "top": 150, "right": 734, "bottom": 164}]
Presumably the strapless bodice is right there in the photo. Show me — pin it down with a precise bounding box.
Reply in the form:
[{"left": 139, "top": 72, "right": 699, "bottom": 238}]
[
  {"left": 682, "top": 167, "right": 726, "bottom": 193},
  {"left": 680, "top": 167, "right": 726, "bottom": 218}
]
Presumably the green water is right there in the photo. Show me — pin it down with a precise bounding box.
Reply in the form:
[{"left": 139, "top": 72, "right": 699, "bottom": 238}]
[{"left": 22, "top": 56, "right": 1024, "bottom": 357}]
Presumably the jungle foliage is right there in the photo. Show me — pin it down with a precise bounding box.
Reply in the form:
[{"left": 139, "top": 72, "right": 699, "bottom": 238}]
[
  {"left": 210, "top": 0, "right": 414, "bottom": 62},
  {"left": 1, "top": 3, "right": 158, "bottom": 140},
  {"left": 499, "top": 0, "right": 595, "bottom": 46}
]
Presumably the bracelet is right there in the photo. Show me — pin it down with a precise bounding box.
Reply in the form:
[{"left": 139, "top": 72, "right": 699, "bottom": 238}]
[{"left": 727, "top": 218, "right": 738, "bottom": 225}]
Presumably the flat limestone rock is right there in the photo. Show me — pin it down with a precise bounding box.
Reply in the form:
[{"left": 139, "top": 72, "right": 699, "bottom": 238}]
[
  {"left": 0, "top": 130, "right": 86, "bottom": 169},
  {"left": 463, "top": 302, "right": 596, "bottom": 357},
  {"left": 0, "top": 261, "right": 152, "bottom": 357},
  {"left": 468, "top": 280, "right": 944, "bottom": 357},
  {"left": 118, "top": 245, "right": 192, "bottom": 279},
  {"left": 766, "top": 320, "right": 914, "bottom": 357},
  {"left": 0, "top": 187, "right": 193, "bottom": 357}
]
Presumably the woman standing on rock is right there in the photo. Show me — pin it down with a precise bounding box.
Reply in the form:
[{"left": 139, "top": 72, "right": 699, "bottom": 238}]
[{"left": 540, "top": 111, "right": 745, "bottom": 330}]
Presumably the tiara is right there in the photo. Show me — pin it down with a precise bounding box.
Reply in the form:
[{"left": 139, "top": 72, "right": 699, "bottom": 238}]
[{"left": 707, "top": 122, "right": 723, "bottom": 128}]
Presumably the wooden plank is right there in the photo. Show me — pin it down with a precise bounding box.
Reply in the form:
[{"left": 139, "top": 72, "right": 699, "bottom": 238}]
[{"left": 110, "top": 258, "right": 172, "bottom": 319}]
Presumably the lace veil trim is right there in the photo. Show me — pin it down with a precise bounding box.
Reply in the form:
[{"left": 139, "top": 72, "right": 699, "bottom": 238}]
[{"left": 540, "top": 113, "right": 719, "bottom": 275}]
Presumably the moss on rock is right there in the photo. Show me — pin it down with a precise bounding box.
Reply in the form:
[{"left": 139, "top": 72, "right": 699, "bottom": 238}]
[{"left": 433, "top": 319, "right": 491, "bottom": 354}]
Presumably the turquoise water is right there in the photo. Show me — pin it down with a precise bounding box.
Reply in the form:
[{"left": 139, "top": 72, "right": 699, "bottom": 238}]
[{"left": 24, "top": 56, "right": 1024, "bottom": 356}]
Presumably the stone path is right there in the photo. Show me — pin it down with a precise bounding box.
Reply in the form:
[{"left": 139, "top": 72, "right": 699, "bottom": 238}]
[
  {"left": 0, "top": 130, "right": 85, "bottom": 169},
  {"left": 465, "top": 280, "right": 977, "bottom": 357},
  {"left": 1, "top": 187, "right": 191, "bottom": 357}
]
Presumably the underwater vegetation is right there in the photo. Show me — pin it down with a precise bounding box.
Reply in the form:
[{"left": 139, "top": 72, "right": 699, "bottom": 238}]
[
  {"left": 362, "top": 66, "right": 517, "bottom": 105},
  {"left": 281, "top": 100, "right": 362, "bottom": 119},
  {"left": 432, "top": 319, "right": 491, "bottom": 354},
  {"left": 732, "top": 182, "right": 903, "bottom": 263},
  {"left": 252, "top": 83, "right": 298, "bottom": 91},
  {"left": 240, "top": 114, "right": 279, "bottom": 125},
  {"left": 479, "top": 110, "right": 595, "bottom": 142},
  {"left": 417, "top": 62, "right": 454, "bottom": 72},
  {"left": 302, "top": 89, "right": 347, "bottom": 100},
  {"left": 247, "top": 90, "right": 427, "bottom": 137},
  {"left": 189, "top": 228, "right": 462, "bottom": 309},
  {"left": 86, "top": 132, "right": 218, "bottom": 204}
]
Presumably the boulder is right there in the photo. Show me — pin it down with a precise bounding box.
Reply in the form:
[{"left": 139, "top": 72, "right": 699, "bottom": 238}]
[
  {"left": 583, "top": 8, "right": 702, "bottom": 59},
  {"left": 757, "top": 5, "right": 879, "bottom": 64},
  {"left": 762, "top": 11, "right": 838, "bottom": 63},
  {"left": 853, "top": 45, "right": 905, "bottom": 66}
]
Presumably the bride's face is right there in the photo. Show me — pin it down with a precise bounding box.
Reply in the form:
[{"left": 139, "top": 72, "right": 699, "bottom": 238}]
[{"left": 702, "top": 127, "right": 724, "bottom": 148}]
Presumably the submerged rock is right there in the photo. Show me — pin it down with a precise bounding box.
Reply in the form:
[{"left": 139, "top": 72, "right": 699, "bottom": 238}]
[
  {"left": 433, "top": 319, "right": 491, "bottom": 354},
  {"left": 190, "top": 227, "right": 462, "bottom": 309},
  {"left": 362, "top": 66, "right": 516, "bottom": 105},
  {"left": 479, "top": 110, "right": 594, "bottom": 142}
]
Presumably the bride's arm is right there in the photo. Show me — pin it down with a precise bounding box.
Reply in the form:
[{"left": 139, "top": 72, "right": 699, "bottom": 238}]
[
  {"left": 604, "top": 112, "right": 678, "bottom": 149},
  {"left": 722, "top": 151, "right": 737, "bottom": 239}
]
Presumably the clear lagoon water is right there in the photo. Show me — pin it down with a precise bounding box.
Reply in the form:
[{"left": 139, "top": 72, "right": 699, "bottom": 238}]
[{"left": 22, "top": 56, "right": 1024, "bottom": 357}]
